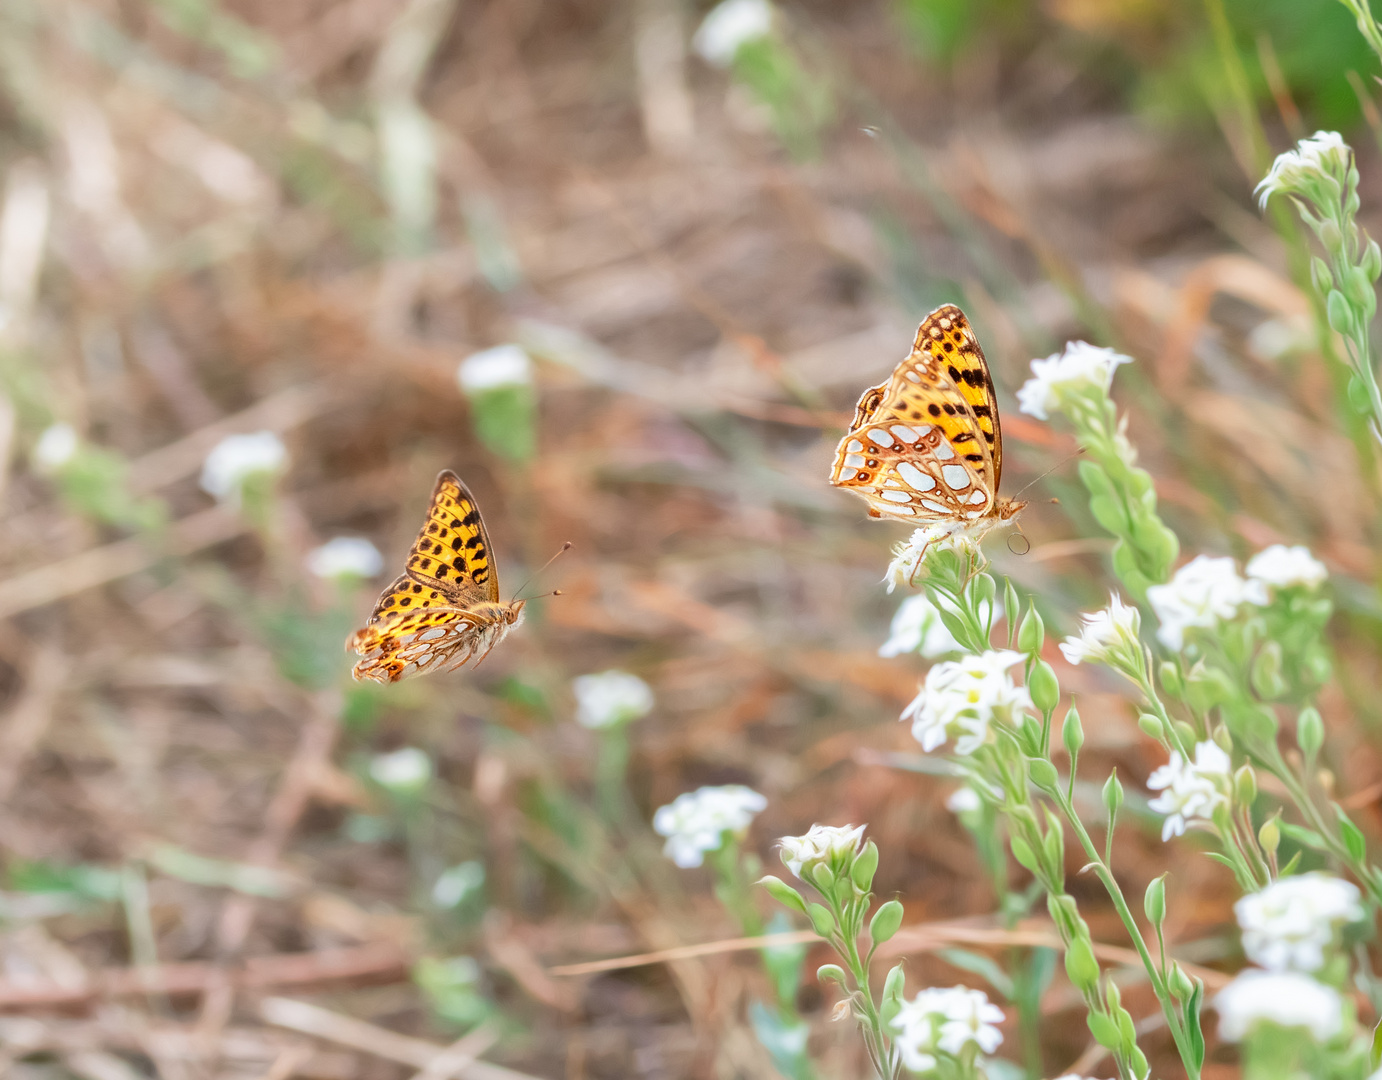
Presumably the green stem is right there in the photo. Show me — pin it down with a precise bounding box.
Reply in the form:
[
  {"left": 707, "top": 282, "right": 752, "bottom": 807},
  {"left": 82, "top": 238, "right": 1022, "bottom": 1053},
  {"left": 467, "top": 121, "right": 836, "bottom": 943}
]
[{"left": 1052, "top": 788, "right": 1202, "bottom": 1080}]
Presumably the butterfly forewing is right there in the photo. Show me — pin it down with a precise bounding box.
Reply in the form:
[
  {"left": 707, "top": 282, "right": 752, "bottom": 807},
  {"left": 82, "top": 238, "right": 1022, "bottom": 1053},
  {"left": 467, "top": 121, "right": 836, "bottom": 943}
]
[
  {"left": 830, "top": 305, "right": 1021, "bottom": 527},
  {"left": 348, "top": 471, "right": 522, "bottom": 684}
]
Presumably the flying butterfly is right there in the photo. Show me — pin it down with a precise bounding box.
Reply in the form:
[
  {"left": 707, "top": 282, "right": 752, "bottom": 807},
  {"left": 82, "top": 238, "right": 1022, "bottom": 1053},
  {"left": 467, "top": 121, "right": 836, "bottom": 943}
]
[
  {"left": 347, "top": 471, "right": 525, "bottom": 683},
  {"left": 829, "top": 304, "right": 1025, "bottom": 530}
]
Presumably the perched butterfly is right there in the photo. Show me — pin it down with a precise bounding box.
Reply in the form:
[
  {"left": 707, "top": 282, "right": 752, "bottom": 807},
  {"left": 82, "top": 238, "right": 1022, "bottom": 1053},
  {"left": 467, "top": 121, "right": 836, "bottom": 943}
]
[
  {"left": 347, "top": 471, "right": 524, "bottom": 683},
  {"left": 829, "top": 304, "right": 1024, "bottom": 530}
]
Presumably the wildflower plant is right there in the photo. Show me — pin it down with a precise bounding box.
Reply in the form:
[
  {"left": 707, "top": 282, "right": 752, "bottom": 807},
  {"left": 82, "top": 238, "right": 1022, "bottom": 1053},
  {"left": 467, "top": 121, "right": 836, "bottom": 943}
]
[
  {"left": 457, "top": 343, "right": 536, "bottom": 463},
  {"left": 1256, "top": 132, "right": 1382, "bottom": 443}
]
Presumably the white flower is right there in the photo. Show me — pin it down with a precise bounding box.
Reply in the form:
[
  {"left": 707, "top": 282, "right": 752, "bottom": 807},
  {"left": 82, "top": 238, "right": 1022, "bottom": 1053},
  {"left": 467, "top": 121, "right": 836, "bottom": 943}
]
[
  {"left": 1214, "top": 969, "right": 1343, "bottom": 1042},
  {"left": 200, "top": 430, "right": 287, "bottom": 502},
  {"left": 945, "top": 786, "right": 982, "bottom": 814},
  {"left": 1059, "top": 593, "right": 1141, "bottom": 666},
  {"left": 1255, "top": 131, "right": 1350, "bottom": 210},
  {"left": 369, "top": 747, "right": 433, "bottom": 794},
  {"left": 692, "top": 0, "right": 774, "bottom": 67},
  {"left": 572, "top": 669, "right": 654, "bottom": 729},
  {"left": 902, "top": 650, "right": 1030, "bottom": 756},
  {"left": 885, "top": 523, "right": 983, "bottom": 592},
  {"left": 880, "top": 595, "right": 963, "bottom": 659},
  {"left": 307, "top": 537, "right": 384, "bottom": 580},
  {"left": 1245, "top": 544, "right": 1328, "bottom": 592},
  {"left": 1145, "top": 555, "right": 1267, "bottom": 651},
  {"left": 652, "top": 785, "right": 767, "bottom": 868},
  {"left": 891, "top": 986, "right": 1004, "bottom": 1071},
  {"left": 779, "top": 822, "right": 866, "bottom": 880},
  {"left": 431, "top": 861, "right": 485, "bottom": 908},
  {"left": 457, "top": 344, "right": 532, "bottom": 393},
  {"left": 1016, "top": 341, "right": 1132, "bottom": 421},
  {"left": 1235, "top": 873, "right": 1363, "bottom": 973},
  {"left": 33, "top": 423, "right": 78, "bottom": 472},
  {"left": 1146, "top": 741, "right": 1232, "bottom": 841}
]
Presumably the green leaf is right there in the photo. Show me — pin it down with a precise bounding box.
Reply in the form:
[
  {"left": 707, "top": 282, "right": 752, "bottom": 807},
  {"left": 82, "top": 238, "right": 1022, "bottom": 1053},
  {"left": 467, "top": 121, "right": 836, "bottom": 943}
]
[{"left": 1336, "top": 807, "right": 1368, "bottom": 864}]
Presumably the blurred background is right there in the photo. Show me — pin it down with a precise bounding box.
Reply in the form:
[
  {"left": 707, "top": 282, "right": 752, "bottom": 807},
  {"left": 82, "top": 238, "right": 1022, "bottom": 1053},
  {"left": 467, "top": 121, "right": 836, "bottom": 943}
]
[{"left": 0, "top": 0, "right": 1379, "bottom": 1077}]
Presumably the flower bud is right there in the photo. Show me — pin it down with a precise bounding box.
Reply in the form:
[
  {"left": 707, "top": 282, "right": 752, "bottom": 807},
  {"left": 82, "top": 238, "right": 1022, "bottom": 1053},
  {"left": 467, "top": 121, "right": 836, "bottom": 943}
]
[
  {"left": 1158, "top": 661, "right": 1184, "bottom": 698},
  {"left": 850, "top": 840, "right": 879, "bottom": 894},
  {"left": 1064, "top": 935, "right": 1100, "bottom": 993},
  {"left": 1137, "top": 712, "right": 1163, "bottom": 740},
  {"left": 869, "top": 899, "right": 904, "bottom": 944},
  {"left": 1102, "top": 770, "right": 1124, "bottom": 817},
  {"left": 1063, "top": 703, "right": 1085, "bottom": 759},
  {"left": 1258, "top": 816, "right": 1280, "bottom": 856},
  {"left": 1028, "top": 758, "right": 1059, "bottom": 791},
  {"left": 1311, "top": 255, "right": 1333, "bottom": 295},
  {"left": 1029, "top": 659, "right": 1060, "bottom": 713},
  {"left": 759, "top": 875, "right": 808, "bottom": 914},
  {"left": 1169, "top": 962, "right": 1195, "bottom": 1001},
  {"left": 807, "top": 902, "right": 835, "bottom": 937},
  {"left": 1327, "top": 287, "right": 1354, "bottom": 336},
  {"left": 817, "top": 963, "right": 847, "bottom": 986},
  {"left": 1017, "top": 602, "right": 1045, "bottom": 654},
  {"left": 1143, "top": 874, "right": 1165, "bottom": 927},
  {"left": 1296, "top": 706, "right": 1324, "bottom": 760},
  {"left": 1319, "top": 218, "right": 1344, "bottom": 254},
  {"left": 1234, "top": 764, "right": 1257, "bottom": 807},
  {"left": 1365, "top": 238, "right": 1382, "bottom": 282}
]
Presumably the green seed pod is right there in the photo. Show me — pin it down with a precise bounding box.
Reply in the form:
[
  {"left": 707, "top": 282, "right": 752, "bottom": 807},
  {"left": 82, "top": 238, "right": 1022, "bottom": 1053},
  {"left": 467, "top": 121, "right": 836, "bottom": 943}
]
[
  {"left": 1028, "top": 758, "right": 1059, "bottom": 791},
  {"left": 850, "top": 840, "right": 879, "bottom": 894},
  {"left": 1064, "top": 935, "right": 1101, "bottom": 993},
  {"left": 807, "top": 902, "right": 835, "bottom": 937},
  {"left": 1137, "top": 712, "right": 1163, "bottom": 740},
  {"left": 1234, "top": 764, "right": 1258, "bottom": 807},
  {"left": 868, "top": 899, "right": 904, "bottom": 945},
  {"left": 1158, "top": 661, "right": 1184, "bottom": 698}
]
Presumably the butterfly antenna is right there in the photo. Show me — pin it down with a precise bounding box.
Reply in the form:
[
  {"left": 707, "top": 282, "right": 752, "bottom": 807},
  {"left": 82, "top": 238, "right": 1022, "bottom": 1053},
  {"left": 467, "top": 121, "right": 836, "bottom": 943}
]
[
  {"left": 511, "top": 542, "right": 573, "bottom": 602},
  {"left": 1012, "top": 447, "right": 1086, "bottom": 501}
]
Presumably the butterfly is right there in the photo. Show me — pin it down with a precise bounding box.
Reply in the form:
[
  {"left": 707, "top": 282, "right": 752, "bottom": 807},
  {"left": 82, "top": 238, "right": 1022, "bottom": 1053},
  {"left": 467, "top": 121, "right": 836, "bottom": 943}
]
[
  {"left": 347, "top": 471, "right": 525, "bottom": 683},
  {"left": 829, "top": 304, "right": 1024, "bottom": 530}
]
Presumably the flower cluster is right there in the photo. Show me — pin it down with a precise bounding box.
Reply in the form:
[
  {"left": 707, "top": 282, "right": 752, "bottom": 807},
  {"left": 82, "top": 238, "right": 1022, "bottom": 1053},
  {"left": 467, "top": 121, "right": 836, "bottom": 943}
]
[
  {"left": 456, "top": 343, "right": 532, "bottom": 392},
  {"left": 573, "top": 669, "right": 654, "bottom": 729},
  {"left": 778, "top": 822, "right": 865, "bottom": 881},
  {"left": 1016, "top": 341, "right": 1131, "bottom": 422},
  {"left": 1254, "top": 130, "right": 1350, "bottom": 210},
  {"left": 1245, "top": 544, "right": 1329, "bottom": 592},
  {"left": 884, "top": 522, "right": 984, "bottom": 592},
  {"left": 1145, "top": 555, "right": 1266, "bottom": 651},
  {"left": 33, "top": 422, "right": 78, "bottom": 472},
  {"left": 879, "top": 593, "right": 993, "bottom": 659},
  {"left": 890, "top": 986, "right": 1004, "bottom": 1073},
  {"left": 200, "top": 430, "right": 287, "bottom": 503},
  {"left": 903, "top": 650, "right": 1030, "bottom": 756},
  {"left": 1145, "top": 741, "right": 1232, "bottom": 841},
  {"left": 692, "top": 0, "right": 774, "bottom": 67},
  {"left": 369, "top": 747, "right": 433, "bottom": 796},
  {"left": 1059, "top": 592, "right": 1143, "bottom": 676},
  {"left": 307, "top": 537, "right": 383, "bottom": 580},
  {"left": 1214, "top": 969, "right": 1343, "bottom": 1043},
  {"left": 652, "top": 785, "right": 767, "bottom": 868},
  {"left": 1235, "top": 873, "right": 1363, "bottom": 973}
]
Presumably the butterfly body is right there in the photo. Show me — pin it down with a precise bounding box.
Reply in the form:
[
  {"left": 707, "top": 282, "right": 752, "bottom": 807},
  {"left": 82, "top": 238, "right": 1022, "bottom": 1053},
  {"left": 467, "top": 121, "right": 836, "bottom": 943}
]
[
  {"left": 348, "top": 471, "right": 524, "bottom": 683},
  {"left": 830, "top": 304, "right": 1024, "bottom": 528}
]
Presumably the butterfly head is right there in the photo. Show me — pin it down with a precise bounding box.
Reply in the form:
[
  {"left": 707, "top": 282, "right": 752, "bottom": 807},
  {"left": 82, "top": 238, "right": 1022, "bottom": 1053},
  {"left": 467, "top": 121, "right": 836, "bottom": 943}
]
[{"left": 996, "top": 497, "right": 1026, "bottom": 521}]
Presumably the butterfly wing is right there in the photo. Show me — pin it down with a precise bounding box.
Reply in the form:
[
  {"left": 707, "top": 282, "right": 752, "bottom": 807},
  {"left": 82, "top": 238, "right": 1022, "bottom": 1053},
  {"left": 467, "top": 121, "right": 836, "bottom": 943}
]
[
  {"left": 830, "top": 305, "right": 1003, "bottom": 520},
  {"left": 349, "top": 471, "right": 513, "bottom": 683},
  {"left": 362, "top": 471, "right": 501, "bottom": 626}
]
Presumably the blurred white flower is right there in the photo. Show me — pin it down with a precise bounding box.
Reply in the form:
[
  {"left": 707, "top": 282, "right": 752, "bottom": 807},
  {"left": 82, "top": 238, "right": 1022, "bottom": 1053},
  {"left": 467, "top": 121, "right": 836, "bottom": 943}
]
[
  {"left": 1255, "top": 131, "right": 1350, "bottom": 210},
  {"left": 200, "top": 430, "right": 287, "bottom": 502},
  {"left": 653, "top": 785, "right": 767, "bottom": 868},
  {"left": 880, "top": 594, "right": 961, "bottom": 659},
  {"left": 33, "top": 423, "right": 78, "bottom": 472},
  {"left": 1016, "top": 341, "right": 1131, "bottom": 421},
  {"left": 779, "top": 822, "right": 866, "bottom": 881},
  {"left": 903, "top": 650, "right": 1030, "bottom": 756},
  {"left": 1146, "top": 555, "right": 1267, "bottom": 651},
  {"left": 692, "top": 0, "right": 774, "bottom": 67},
  {"left": 1235, "top": 872, "right": 1363, "bottom": 973},
  {"left": 1245, "top": 544, "right": 1328, "bottom": 592},
  {"left": 945, "top": 786, "right": 982, "bottom": 814},
  {"left": 1146, "top": 741, "right": 1231, "bottom": 841},
  {"left": 431, "top": 860, "right": 485, "bottom": 909},
  {"left": 885, "top": 523, "right": 984, "bottom": 592},
  {"left": 1214, "top": 969, "right": 1343, "bottom": 1042},
  {"left": 891, "top": 986, "right": 1004, "bottom": 1072},
  {"left": 573, "top": 669, "right": 654, "bottom": 729},
  {"left": 307, "top": 537, "right": 384, "bottom": 580},
  {"left": 1059, "top": 593, "right": 1142, "bottom": 668},
  {"left": 457, "top": 344, "right": 532, "bottom": 393},
  {"left": 369, "top": 747, "right": 433, "bottom": 795}
]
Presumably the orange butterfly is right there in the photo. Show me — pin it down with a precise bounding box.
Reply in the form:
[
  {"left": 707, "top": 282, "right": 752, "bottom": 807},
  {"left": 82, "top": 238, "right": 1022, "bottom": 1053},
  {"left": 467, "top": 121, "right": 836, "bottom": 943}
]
[
  {"left": 347, "top": 471, "right": 524, "bottom": 683},
  {"left": 829, "top": 304, "right": 1024, "bottom": 531}
]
